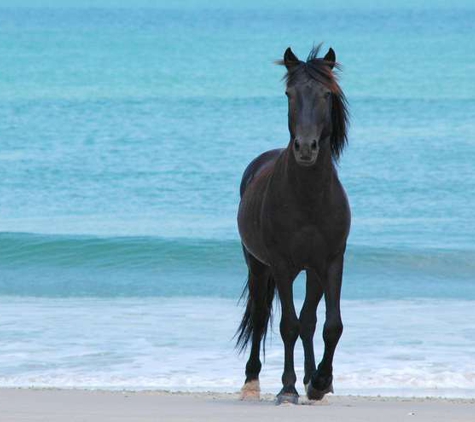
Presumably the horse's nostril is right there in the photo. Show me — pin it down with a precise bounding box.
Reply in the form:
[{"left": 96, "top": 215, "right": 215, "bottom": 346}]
[
  {"left": 294, "top": 139, "right": 300, "bottom": 151},
  {"left": 311, "top": 140, "right": 317, "bottom": 150}
]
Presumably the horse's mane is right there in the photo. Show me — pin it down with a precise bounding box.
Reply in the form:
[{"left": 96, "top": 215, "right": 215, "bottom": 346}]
[{"left": 276, "top": 44, "right": 349, "bottom": 161}]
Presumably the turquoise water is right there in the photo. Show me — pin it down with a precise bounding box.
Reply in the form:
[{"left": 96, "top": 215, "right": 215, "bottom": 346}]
[{"left": 0, "top": 2, "right": 474, "bottom": 396}]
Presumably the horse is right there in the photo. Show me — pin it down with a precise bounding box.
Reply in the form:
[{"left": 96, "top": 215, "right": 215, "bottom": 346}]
[{"left": 236, "top": 45, "right": 350, "bottom": 405}]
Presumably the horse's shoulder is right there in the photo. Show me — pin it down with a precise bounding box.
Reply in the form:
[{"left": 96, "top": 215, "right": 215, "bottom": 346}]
[
  {"left": 330, "top": 173, "right": 351, "bottom": 216},
  {"left": 240, "top": 148, "right": 284, "bottom": 197}
]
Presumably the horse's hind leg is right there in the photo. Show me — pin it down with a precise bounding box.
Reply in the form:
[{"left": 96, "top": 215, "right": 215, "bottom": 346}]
[
  {"left": 299, "top": 270, "right": 324, "bottom": 392},
  {"left": 239, "top": 248, "right": 273, "bottom": 400},
  {"left": 307, "top": 254, "right": 344, "bottom": 401}
]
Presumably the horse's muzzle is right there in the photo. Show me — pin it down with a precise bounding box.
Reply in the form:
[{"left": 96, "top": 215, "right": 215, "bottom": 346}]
[{"left": 293, "top": 138, "right": 319, "bottom": 166}]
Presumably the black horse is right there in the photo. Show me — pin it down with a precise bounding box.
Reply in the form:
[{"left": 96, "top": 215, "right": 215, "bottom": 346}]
[{"left": 236, "top": 45, "right": 350, "bottom": 404}]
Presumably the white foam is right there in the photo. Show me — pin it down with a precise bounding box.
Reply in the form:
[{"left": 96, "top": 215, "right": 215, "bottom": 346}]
[{"left": 0, "top": 297, "right": 473, "bottom": 397}]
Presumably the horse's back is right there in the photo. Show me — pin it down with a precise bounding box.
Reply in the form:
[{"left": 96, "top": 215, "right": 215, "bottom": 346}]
[{"left": 240, "top": 149, "right": 283, "bottom": 198}]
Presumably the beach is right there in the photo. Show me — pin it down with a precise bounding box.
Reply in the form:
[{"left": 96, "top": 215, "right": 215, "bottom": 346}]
[{"left": 0, "top": 389, "right": 473, "bottom": 422}]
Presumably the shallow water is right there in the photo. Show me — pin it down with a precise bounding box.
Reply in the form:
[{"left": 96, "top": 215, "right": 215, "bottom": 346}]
[{"left": 0, "top": 297, "right": 473, "bottom": 397}]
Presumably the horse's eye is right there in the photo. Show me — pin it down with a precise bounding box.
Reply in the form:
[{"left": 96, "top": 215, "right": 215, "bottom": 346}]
[
  {"left": 285, "top": 91, "right": 289, "bottom": 97},
  {"left": 324, "top": 92, "right": 332, "bottom": 99}
]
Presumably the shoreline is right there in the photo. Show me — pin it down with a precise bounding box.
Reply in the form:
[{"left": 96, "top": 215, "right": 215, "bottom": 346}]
[
  {"left": 2, "top": 387, "right": 475, "bottom": 401},
  {"left": 0, "top": 388, "right": 473, "bottom": 422}
]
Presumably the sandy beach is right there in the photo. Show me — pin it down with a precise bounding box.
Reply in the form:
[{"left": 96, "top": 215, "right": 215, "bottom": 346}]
[{"left": 0, "top": 389, "right": 473, "bottom": 422}]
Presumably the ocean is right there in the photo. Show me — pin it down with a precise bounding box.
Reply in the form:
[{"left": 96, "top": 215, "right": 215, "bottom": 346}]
[{"left": 0, "top": 1, "right": 474, "bottom": 397}]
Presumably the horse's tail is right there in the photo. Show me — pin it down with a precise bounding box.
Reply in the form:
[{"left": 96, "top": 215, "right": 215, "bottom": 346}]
[{"left": 235, "top": 270, "right": 276, "bottom": 354}]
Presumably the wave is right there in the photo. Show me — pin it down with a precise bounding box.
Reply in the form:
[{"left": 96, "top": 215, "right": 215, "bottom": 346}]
[
  {"left": 0, "top": 232, "right": 238, "bottom": 269},
  {"left": 0, "top": 232, "right": 473, "bottom": 298},
  {"left": 1, "top": 231, "right": 474, "bottom": 274}
]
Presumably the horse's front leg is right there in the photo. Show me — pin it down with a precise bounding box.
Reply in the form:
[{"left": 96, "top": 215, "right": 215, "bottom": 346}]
[
  {"left": 299, "top": 270, "right": 324, "bottom": 391},
  {"left": 275, "top": 268, "right": 300, "bottom": 405},
  {"left": 307, "top": 254, "right": 344, "bottom": 401}
]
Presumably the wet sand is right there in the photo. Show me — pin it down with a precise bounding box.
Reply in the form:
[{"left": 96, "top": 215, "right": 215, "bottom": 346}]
[{"left": 0, "top": 389, "right": 474, "bottom": 422}]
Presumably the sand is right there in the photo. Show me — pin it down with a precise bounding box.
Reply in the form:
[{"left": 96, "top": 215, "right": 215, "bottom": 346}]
[{"left": 0, "top": 389, "right": 473, "bottom": 422}]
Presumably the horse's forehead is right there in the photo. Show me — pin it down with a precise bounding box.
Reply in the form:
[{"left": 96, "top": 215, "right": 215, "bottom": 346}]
[{"left": 289, "top": 78, "right": 326, "bottom": 94}]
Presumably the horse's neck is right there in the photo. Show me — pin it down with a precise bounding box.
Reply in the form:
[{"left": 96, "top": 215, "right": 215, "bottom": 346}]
[{"left": 282, "top": 147, "right": 334, "bottom": 201}]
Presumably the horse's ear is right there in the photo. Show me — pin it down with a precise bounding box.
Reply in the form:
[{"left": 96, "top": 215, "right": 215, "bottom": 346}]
[
  {"left": 283, "top": 47, "right": 300, "bottom": 69},
  {"left": 323, "top": 47, "right": 336, "bottom": 69}
]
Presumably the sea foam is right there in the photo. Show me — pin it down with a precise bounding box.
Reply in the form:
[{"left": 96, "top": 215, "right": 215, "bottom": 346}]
[{"left": 0, "top": 297, "right": 473, "bottom": 397}]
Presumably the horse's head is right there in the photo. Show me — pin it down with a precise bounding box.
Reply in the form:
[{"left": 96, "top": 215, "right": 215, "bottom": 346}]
[{"left": 278, "top": 45, "right": 348, "bottom": 167}]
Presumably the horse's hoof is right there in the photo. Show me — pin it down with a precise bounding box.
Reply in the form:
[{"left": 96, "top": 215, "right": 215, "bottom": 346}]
[
  {"left": 306, "top": 381, "right": 334, "bottom": 401},
  {"left": 240, "top": 380, "right": 260, "bottom": 401},
  {"left": 276, "top": 388, "right": 299, "bottom": 405},
  {"left": 276, "top": 393, "right": 299, "bottom": 405}
]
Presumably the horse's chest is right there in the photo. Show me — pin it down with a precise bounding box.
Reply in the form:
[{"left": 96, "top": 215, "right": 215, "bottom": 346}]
[
  {"left": 265, "top": 215, "right": 330, "bottom": 268},
  {"left": 290, "top": 226, "right": 328, "bottom": 268}
]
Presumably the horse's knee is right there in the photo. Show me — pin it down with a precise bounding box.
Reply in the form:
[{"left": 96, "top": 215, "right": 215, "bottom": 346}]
[
  {"left": 323, "top": 316, "right": 343, "bottom": 344},
  {"left": 299, "top": 320, "right": 316, "bottom": 342},
  {"left": 280, "top": 315, "right": 299, "bottom": 343}
]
